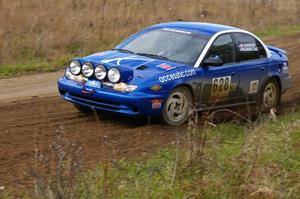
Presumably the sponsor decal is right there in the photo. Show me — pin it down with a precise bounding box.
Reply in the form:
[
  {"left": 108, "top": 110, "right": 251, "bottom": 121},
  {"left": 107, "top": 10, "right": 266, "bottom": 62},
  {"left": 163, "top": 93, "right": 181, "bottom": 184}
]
[
  {"left": 210, "top": 76, "right": 231, "bottom": 101},
  {"left": 282, "top": 62, "right": 288, "bottom": 73},
  {"left": 249, "top": 80, "right": 259, "bottom": 94},
  {"left": 152, "top": 102, "right": 162, "bottom": 109},
  {"left": 158, "top": 69, "right": 196, "bottom": 83},
  {"left": 151, "top": 99, "right": 163, "bottom": 109},
  {"left": 163, "top": 28, "right": 192, "bottom": 35},
  {"left": 230, "top": 83, "right": 237, "bottom": 92},
  {"left": 238, "top": 43, "right": 258, "bottom": 52},
  {"left": 158, "top": 63, "right": 173, "bottom": 70},
  {"left": 85, "top": 80, "right": 101, "bottom": 88}
]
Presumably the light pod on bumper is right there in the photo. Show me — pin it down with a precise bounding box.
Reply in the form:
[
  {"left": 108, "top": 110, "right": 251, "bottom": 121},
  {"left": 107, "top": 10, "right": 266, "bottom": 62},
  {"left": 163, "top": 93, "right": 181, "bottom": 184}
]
[
  {"left": 107, "top": 66, "right": 133, "bottom": 83},
  {"left": 82, "top": 62, "right": 94, "bottom": 78},
  {"left": 107, "top": 67, "right": 121, "bottom": 83},
  {"left": 94, "top": 64, "right": 107, "bottom": 80},
  {"left": 69, "top": 60, "right": 81, "bottom": 75}
]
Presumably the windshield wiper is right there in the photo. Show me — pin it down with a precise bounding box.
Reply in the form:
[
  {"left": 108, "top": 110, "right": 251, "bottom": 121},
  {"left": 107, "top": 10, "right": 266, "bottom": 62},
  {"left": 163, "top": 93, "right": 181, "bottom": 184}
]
[
  {"left": 111, "top": 48, "right": 135, "bottom": 54},
  {"left": 112, "top": 49, "right": 172, "bottom": 62},
  {"left": 136, "top": 53, "right": 170, "bottom": 61}
]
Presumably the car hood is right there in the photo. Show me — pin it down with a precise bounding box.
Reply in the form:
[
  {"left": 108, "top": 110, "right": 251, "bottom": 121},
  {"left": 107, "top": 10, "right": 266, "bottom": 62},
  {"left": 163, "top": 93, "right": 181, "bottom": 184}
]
[{"left": 79, "top": 50, "right": 189, "bottom": 83}]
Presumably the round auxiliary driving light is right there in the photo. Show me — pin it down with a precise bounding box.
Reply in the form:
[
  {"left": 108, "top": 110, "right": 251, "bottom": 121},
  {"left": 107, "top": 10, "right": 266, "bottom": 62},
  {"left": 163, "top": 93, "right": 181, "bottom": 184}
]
[
  {"left": 107, "top": 67, "right": 121, "bottom": 83},
  {"left": 82, "top": 62, "right": 94, "bottom": 77},
  {"left": 69, "top": 60, "right": 81, "bottom": 75},
  {"left": 94, "top": 64, "right": 107, "bottom": 80}
]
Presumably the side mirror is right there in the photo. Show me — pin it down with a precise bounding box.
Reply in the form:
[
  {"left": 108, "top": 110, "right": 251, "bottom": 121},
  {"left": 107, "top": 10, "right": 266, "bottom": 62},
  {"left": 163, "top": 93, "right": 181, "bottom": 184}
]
[{"left": 203, "top": 55, "right": 223, "bottom": 67}]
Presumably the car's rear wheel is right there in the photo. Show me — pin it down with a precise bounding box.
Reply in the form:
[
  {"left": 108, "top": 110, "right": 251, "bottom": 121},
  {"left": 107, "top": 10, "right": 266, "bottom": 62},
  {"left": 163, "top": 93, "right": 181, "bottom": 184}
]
[
  {"left": 73, "top": 103, "right": 92, "bottom": 113},
  {"left": 161, "top": 87, "right": 192, "bottom": 126},
  {"left": 258, "top": 79, "right": 280, "bottom": 111}
]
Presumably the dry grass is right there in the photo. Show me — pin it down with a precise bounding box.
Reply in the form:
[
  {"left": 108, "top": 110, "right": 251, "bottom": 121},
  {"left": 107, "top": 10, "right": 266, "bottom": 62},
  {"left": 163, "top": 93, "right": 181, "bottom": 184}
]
[
  {"left": 19, "top": 107, "right": 299, "bottom": 199},
  {"left": 1, "top": 0, "right": 300, "bottom": 67}
]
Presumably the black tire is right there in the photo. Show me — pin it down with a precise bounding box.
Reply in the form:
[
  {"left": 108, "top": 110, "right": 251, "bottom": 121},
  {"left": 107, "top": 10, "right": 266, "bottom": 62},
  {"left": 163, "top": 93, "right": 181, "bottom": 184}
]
[
  {"left": 161, "top": 86, "right": 192, "bottom": 126},
  {"left": 257, "top": 78, "right": 280, "bottom": 112},
  {"left": 73, "top": 103, "right": 93, "bottom": 114}
]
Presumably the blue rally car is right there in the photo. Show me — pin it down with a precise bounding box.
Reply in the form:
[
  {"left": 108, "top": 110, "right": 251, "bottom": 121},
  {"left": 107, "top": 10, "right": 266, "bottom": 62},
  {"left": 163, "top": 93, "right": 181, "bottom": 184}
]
[{"left": 58, "top": 22, "right": 291, "bottom": 125}]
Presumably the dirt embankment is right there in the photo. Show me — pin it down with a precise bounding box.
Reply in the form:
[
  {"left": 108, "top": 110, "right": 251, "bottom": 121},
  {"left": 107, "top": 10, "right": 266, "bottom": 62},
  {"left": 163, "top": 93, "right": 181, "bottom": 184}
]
[{"left": 0, "top": 33, "right": 300, "bottom": 192}]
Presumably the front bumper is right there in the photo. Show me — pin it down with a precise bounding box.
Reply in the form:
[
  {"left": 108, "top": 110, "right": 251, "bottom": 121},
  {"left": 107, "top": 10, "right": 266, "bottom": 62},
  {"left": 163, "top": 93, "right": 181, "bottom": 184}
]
[{"left": 58, "top": 77, "right": 167, "bottom": 117}]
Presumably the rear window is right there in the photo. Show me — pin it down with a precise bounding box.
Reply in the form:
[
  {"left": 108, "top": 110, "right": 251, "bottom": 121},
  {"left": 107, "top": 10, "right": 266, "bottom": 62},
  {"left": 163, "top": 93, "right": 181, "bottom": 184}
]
[{"left": 233, "top": 33, "right": 266, "bottom": 62}]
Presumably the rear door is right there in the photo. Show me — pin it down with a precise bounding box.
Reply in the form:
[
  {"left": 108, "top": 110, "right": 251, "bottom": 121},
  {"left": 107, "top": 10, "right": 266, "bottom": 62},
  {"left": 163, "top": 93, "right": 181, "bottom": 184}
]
[
  {"left": 232, "top": 33, "right": 269, "bottom": 102},
  {"left": 198, "top": 33, "right": 241, "bottom": 106}
]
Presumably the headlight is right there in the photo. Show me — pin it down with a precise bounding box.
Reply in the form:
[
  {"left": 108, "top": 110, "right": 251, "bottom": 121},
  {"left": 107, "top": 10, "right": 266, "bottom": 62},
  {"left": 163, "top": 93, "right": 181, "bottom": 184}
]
[
  {"left": 108, "top": 67, "right": 121, "bottom": 83},
  {"left": 65, "top": 70, "right": 87, "bottom": 83},
  {"left": 113, "top": 82, "right": 138, "bottom": 92},
  {"left": 94, "top": 65, "right": 107, "bottom": 80},
  {"left": 69, "top": 60, "right": 81, "bottom": 75},
  {"left": 82, "top": 62, "right": 94, "bottom": 77}
]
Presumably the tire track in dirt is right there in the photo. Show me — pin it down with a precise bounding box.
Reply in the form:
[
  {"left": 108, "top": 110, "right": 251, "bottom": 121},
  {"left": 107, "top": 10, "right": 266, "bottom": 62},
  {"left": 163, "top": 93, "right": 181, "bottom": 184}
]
[
  {"left": 0, "top": 33, "right": 300, "bottom": 192},
  {"left": 0, "top": 96, "right": 183, "bottom": 192}
]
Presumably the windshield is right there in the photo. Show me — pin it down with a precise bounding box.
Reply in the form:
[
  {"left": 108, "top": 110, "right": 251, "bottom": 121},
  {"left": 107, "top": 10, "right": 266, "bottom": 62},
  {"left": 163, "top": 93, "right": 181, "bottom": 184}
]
[{"left": 120, "top": 28, "right": 211, "bottom": 65}]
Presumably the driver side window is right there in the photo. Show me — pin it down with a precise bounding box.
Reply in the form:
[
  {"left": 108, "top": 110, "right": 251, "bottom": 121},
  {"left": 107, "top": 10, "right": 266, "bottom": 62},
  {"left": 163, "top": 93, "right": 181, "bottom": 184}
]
[{"left": 205, "top": 34, "right": 236, "bottom": 65}]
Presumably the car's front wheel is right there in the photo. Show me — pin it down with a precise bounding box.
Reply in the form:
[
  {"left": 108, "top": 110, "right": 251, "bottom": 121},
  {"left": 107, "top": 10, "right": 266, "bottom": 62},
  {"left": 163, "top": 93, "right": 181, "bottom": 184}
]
[
  {"left": 161, "top": 86, "right": 192, "bottom": 126},
  {"left": 258, "top": 79, "right": 280, "bottom": 111}
]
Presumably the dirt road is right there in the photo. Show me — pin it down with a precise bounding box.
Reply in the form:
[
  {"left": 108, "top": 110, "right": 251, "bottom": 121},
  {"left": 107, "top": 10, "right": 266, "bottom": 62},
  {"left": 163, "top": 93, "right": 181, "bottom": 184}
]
[
  {"left": 1, "top": 33, "right": 300, "bottom": 192},
  {"left": 0, "top": 71, "right": 63, "bottom": 102}
]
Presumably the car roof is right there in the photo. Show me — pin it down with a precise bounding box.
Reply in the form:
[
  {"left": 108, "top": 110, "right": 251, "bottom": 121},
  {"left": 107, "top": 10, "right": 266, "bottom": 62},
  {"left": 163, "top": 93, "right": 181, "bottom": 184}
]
[{"left": 151, "top": 22, "right": 241, "bottom": 36}]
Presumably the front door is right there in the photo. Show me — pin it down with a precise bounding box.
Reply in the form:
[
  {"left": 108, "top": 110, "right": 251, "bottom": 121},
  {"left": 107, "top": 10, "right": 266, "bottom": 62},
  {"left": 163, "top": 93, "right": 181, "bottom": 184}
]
[{"left": 198, "top": 34, "right": 240, "bottom": 106}]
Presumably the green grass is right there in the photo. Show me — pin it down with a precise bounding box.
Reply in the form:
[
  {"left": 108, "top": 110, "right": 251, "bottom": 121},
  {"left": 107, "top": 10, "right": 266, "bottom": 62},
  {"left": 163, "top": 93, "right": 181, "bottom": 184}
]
[
  {"left": 1, "top": 24, "right": 300, "bottom": 78},
  {"left": 0, "top": 56, "right": 71, "bottom": 77},
  {"left": 70, "top": 109, "right": 300, "bottom": 198},
  {"left": 257, "top": 24, "right": 300, "bottom": 38}
]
